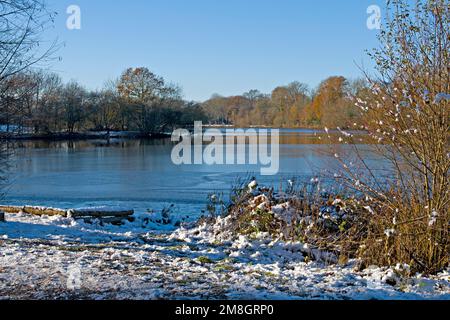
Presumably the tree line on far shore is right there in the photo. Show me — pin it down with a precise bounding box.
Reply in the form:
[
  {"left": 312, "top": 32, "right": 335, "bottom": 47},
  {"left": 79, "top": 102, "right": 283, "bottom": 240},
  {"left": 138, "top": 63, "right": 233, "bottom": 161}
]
[
  {"left": 0, "top": 67, "right": 207, "bottom": 136},
  {"left": 0, "top": 67, "right": 370, "bottom": 137},
  {"left": 203, "top": 77, "right": 368, "bottom": 128}
]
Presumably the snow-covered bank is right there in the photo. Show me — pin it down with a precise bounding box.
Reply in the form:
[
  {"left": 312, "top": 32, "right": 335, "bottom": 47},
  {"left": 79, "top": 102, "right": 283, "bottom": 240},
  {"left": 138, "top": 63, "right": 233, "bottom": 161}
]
[{"left": 0, "top": 212, "right": 449, "bottom": 300}]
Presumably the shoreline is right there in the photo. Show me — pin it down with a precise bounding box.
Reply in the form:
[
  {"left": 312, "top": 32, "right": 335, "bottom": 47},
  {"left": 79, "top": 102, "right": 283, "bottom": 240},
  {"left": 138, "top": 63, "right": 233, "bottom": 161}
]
[
  {"left": 0, "top": 127, "right": 367, "bottom": 142},
  {"left": 0, "top": 131, "right": 172, "bottom": 141},
  {"left": 0, "top": 177, "right": 449, "bottom": 300},
  {"left": 0, "top": 210, "right": 448, "bottom": 300}
]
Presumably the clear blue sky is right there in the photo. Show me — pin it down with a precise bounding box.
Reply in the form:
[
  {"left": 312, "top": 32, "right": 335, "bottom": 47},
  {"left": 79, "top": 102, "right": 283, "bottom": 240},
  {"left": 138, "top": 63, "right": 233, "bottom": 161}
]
[{"left": 44, "top": 0, "right": 383, "bottom": 101}]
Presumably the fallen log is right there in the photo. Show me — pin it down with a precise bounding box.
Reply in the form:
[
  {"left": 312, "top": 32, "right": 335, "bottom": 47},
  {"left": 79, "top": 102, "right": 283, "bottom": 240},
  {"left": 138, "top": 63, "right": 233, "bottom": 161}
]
[
  {"left": 67, "top": 208, "right": 134, "bottom": 218},
  {"left": 0, "top": 206, "right": 67, "bottom": 216},
  {"left": 23, "top": 206, "right": 67, "bottom": 216},
  {"left": 0, "top": 206, "right": 25, "bottom": 214},
  {"left": 0, "top": 205, "right": 135, "bottom": 224}
]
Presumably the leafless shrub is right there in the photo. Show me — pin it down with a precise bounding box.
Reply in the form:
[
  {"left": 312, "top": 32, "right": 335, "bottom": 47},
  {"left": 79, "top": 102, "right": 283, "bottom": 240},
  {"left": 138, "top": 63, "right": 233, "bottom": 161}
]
[{"left": 331, "top": 0, "right": 449, "bottom": 274}]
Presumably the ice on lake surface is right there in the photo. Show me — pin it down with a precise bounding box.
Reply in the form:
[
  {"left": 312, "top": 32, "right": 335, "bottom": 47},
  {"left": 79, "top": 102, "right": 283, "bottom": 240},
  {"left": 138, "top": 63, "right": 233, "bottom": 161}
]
[{"left": 5, "top": 129, "right": 385, "bottom": 221}]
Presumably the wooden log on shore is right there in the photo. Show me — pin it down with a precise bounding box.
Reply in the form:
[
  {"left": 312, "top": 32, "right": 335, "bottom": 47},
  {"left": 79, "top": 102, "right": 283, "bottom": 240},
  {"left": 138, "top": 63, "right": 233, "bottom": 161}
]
[
  {"left": 0, "top": 206, "right": 67, "bottom": 216},
  {"left": 0, "top": 206, "right": 22, "bottom": 214},
  {"left": 67, "top": 208, "right": 134, "bottom": 218},
  {"left": 23, "top": 206, "right": 68, "bottom": 216},
  {"left": 0, "top": 205, "right": 133, "bottom": 217},
  {"left": 0, "top": 205, "right": 135, "bottom": 224}
]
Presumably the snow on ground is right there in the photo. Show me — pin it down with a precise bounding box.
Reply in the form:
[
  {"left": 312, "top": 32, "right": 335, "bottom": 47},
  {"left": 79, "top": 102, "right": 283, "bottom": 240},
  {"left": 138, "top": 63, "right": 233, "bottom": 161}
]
[{"left": 0, "top": 212, "right": 449, "bottom": 300}]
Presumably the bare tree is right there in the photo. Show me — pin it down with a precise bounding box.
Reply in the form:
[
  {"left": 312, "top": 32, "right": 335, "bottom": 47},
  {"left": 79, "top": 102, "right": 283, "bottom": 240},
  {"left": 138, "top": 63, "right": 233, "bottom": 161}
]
[
  {"left": 60, "top": 81, "right": 86, "bottom": 133},
  {"left": 0, "top": 0, "right": 57, "bottom": 82},
  {"left": 32, "top": 72, "right": 63, "bottom": 134},
  {"left": 0, "top": 0, "right": 57, "bottom": 199}
]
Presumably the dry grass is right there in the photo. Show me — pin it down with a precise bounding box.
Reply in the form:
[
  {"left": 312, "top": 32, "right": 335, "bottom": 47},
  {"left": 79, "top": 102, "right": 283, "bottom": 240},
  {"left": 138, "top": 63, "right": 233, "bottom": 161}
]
[{"left": 331, "top": 0, "right": 449, "bottom": 274}]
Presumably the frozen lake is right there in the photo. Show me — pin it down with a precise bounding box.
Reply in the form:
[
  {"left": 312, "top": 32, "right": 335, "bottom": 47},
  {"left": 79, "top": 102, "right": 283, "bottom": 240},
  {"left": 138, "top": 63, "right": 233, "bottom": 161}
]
[{"left": 4, "top": 129, "right": 380, "bottom": 220}]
